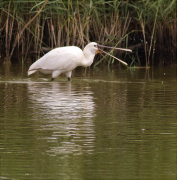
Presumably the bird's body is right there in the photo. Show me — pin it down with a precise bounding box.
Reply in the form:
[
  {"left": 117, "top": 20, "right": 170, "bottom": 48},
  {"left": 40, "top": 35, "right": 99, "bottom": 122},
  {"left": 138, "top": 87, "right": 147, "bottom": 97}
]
[
  {"left": 28, "top": 42, "right": 97, "bottom": 81},
  {"left": 28, "top": 42, "right": 131, "bottom": 81}
]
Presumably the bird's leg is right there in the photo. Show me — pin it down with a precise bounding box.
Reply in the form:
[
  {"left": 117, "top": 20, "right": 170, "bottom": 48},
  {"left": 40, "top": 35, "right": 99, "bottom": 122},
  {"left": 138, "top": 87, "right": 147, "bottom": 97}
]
[
  {"left": 51, "top": 78, "right": 55, "bottom": 81},
  {"left": 65, "top": 71, "right": 72, "bottom": 81}
]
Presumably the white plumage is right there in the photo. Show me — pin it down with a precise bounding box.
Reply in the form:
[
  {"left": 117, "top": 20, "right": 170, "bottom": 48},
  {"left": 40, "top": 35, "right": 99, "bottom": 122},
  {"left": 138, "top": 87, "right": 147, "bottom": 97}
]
[{"left": 28, "top": 42, "right": 131, "bottom": 81}]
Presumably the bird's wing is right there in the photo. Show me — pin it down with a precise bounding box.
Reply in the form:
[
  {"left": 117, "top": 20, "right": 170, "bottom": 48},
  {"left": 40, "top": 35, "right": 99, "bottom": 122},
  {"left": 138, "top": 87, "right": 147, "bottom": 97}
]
[{"left": 28, "top": 46, "right": 83, "bottom": 71}]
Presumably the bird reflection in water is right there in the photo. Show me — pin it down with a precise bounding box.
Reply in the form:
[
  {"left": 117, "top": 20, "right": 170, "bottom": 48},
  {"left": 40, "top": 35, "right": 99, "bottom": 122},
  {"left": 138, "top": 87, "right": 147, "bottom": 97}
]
[{"left": 28, "top": 82, "right": 95, "bottom": 155}]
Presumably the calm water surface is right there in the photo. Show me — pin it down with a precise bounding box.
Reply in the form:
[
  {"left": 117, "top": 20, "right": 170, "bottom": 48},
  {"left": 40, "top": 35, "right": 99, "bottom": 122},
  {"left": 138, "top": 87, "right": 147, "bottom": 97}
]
[{"left": 0, "top": 64, "right": 177, "bottom": 180}]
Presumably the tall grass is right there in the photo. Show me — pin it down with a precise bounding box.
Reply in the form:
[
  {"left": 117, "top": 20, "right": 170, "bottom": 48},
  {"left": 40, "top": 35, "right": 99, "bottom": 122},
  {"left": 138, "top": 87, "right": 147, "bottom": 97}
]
[{"left": 0, "top": 0, "right": 176, "bottom": 66}]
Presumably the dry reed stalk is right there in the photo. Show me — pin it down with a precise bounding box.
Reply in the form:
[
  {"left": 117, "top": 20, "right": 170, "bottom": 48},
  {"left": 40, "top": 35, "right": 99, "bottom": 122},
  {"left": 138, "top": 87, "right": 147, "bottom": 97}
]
[
  {"left": 36, "top": 16, "right": 42, "bottom": 59},
  {"left": 85, "top": 20, "right": 90, "bottom": 43},
  {"left": 121, "top": 12, "right": 131, "bottom": 47},
  {"left": 39, "top": 19, "right": 45, "bottom": 56},
  {"left": 5, "top": 1, "right": 10, "bottom": 61},
  {"left": 172, "top": 19, "right": 176, "bottom": 61},
  {"left": 73, "top": 16, "right": 80, "bottom": 46},
  {"left": 8, "top": 14, "right": 14, "bottom": 49},
  {"left": 72, "top": 20, "right": 77, "bottom": 45},
  {"left": 34, "top": 17, "right": 38, "bottom": 56},
  {"left": 122, "top": 12, "right": 129, "bottom": 36},
  {"left": 141, "top": 21, "right": 147, "bottom": 66},
  {"left": 57, "top": 16, "right": 62, "bottom": 47},
  {"left": 49, "top": 19, "right": 53, "bottom": 48},
  {"left": 66, "top": 18, "right": 70, "bottom": 46},
  {"left": 52, "top": 20, "right": 57, "bottom": 47},
  {"left": 147, "top": 4, "right": 159, "bottom": 66},
  {"left": 78, "top": 12, "right": 85, "bottom": 48},
  {"left": 115, "top": 12, "right": 121, "bottom": 41},
  {"left": 26, "top": 25, "right": 30, "bottom": 53}
]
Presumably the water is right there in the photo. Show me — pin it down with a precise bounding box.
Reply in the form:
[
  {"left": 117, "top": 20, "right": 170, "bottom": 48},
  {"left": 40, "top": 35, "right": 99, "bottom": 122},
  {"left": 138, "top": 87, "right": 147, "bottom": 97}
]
[{"left": 0, "top": 64, "right": 177, "bottom": 180}]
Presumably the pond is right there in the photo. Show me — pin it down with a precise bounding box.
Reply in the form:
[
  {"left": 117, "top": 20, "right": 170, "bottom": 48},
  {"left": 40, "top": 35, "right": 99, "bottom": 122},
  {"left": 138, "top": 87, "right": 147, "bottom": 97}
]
[{"left": 0, "top": 64, "right": 177, "bottom": 180}]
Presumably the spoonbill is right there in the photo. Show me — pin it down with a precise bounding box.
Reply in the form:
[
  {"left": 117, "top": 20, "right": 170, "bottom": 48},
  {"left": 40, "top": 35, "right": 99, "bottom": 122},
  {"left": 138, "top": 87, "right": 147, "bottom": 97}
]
[{"left": 28, "top": 42, "right": 131, "bottom": 81}]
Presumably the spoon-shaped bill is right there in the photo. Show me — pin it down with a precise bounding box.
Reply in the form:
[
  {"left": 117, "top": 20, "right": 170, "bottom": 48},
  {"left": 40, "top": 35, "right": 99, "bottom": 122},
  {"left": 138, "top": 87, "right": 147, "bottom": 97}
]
[{"left": 97, "top": 44, "right": 132, "bottom": 52}]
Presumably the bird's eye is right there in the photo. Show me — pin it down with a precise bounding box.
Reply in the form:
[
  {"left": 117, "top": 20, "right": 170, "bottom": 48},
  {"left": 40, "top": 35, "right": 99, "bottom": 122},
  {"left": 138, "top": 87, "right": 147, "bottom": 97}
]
[{"left": 94, "top": 45, "right": 97, "bottom": 47}]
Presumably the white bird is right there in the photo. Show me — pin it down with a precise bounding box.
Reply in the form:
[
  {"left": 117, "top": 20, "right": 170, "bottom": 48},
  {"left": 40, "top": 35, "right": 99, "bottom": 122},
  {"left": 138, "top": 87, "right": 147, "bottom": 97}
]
[{"left": 28, "top": 42, "right": 131, "bottom": 81}]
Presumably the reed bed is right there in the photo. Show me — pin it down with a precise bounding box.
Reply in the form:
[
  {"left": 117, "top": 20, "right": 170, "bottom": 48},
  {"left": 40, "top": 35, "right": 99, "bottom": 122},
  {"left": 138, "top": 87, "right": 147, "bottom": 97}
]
[{"left": 0, "top": 0, "right": 176, "bottom": 66}]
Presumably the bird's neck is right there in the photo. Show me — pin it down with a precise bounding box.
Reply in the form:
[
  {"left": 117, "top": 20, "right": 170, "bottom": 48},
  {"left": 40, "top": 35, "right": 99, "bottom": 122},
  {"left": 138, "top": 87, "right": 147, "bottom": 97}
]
[{"left": 82, "top": 49, "right": 95, "bottom": 67}]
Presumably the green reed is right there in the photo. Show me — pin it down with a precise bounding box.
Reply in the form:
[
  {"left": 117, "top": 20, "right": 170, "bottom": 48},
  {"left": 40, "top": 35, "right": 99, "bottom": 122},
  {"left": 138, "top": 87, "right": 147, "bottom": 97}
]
[{"left": 0, "top": 0, "right": 176, "bottom": 66}]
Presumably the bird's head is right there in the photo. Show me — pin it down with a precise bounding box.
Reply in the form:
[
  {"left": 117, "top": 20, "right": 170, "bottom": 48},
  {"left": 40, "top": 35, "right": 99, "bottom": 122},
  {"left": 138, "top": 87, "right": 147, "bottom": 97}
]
[
  {"left": 83, "top": 42, "right": 102, "bottom": 55},
  {"left": 83, "top": 42, "right": 132, "bottom": 66},
  {"left": 85, "top": 42, "right": 132, "bottom": 55}
]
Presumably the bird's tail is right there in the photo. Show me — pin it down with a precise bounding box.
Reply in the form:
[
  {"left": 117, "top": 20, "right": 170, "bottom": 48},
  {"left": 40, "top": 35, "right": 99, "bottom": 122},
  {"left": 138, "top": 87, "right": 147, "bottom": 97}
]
[{"left": 28, "top": 69, "right": 37, "bottom": 76}]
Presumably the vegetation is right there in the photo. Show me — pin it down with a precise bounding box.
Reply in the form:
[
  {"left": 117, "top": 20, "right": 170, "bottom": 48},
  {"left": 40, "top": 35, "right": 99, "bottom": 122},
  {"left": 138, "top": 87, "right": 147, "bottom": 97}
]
[{"left": 0, "top": 0, "right": 176, "bottom": 66}]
